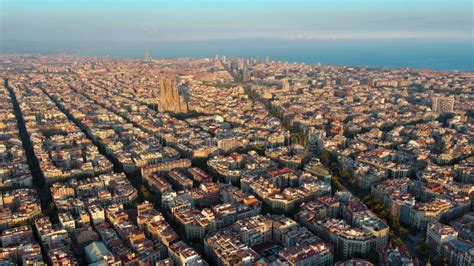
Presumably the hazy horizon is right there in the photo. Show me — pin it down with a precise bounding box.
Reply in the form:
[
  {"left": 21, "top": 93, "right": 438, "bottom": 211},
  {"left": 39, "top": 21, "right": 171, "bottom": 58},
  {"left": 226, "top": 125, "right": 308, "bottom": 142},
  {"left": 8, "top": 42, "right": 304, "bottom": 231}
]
[
  {"left": 1, "top": 0, "right": 473, "bottom": 70},
  {"left": 2, "top": 38, "right": 473, "bottom": 71}
]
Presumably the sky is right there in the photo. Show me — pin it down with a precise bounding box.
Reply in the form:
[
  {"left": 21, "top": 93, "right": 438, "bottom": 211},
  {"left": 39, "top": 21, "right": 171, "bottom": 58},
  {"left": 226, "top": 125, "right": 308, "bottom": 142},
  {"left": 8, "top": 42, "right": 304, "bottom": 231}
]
[{"left": 1, "top": 0, "right": 473, "bottom": 42}]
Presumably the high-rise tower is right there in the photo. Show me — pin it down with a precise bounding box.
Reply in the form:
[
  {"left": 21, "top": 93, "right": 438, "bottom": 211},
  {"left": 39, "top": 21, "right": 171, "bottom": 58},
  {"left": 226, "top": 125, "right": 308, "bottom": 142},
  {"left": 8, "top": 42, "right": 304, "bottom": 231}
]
[{"left": 144, "top": 50, "right": 151, "bottom": 61}]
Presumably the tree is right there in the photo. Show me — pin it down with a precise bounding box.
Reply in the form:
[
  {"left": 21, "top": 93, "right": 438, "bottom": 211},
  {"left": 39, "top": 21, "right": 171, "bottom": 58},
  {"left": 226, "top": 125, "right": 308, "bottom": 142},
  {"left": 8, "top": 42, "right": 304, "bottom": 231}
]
[
  {"left": 363, "top": 195, "right": 373, "bottom": 205},
  {"left": 400, "top": 227, "right": 408, "bottom": 238},
  {"left": 14, "top": 219, "right": 30, "bottom": 227},
  {"left": 392, "top": 236, "right": 403, "bottom": 247},
  {"left": 139, "top": 185, "right": 150, "bottom": 199},
  {"left": 415, "top": 242, "right": 427, "bottom": 256},
  {"left": 374, "top": 203, "right": 384, "bottom": 212},
  {"left": 45, "top": 202, "right": 56, "bottom": 216},
  {"left": 340, "top": 169, "right": 351, "bottom": 179},
  {"left": 321, "top": 150, "right": 331, "bottom": 165}
]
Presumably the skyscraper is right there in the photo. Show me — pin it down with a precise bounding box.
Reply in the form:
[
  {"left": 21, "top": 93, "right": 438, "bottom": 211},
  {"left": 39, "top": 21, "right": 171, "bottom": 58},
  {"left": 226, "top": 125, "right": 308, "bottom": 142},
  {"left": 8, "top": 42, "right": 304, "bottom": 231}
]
[
  {"left": 144, "top": 50, "right": 151, "bottom": 61},
  {"left": 241, "top": 63, "right": 250, "bottom": 82}
]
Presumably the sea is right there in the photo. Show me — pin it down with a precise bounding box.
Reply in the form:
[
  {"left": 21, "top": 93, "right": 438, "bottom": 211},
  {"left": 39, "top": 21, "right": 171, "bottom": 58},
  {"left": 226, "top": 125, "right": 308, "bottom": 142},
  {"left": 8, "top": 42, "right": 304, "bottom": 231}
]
[{"left": 1, "top": 39, "right": 473, "bottom": 71}]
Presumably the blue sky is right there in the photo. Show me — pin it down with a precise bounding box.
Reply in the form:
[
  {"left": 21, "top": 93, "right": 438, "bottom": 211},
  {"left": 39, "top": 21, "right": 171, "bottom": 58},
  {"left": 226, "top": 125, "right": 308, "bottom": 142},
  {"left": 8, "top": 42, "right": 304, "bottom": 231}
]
[{"left": 1, "top": 0, "right": 472, "bottom": 42}]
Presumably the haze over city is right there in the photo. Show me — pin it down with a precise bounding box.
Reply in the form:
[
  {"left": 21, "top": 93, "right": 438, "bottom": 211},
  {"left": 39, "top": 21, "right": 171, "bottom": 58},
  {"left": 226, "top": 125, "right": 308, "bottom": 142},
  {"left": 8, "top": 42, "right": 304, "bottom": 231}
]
[
  {"left": 0, "top": 1, "right": 473, "bottom": 266},
  {"left": 1, "top": 0, "right": 473, "bottom": 70}
]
